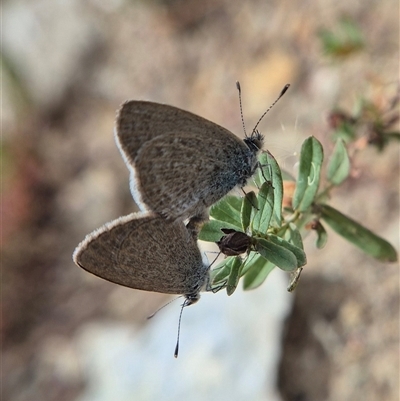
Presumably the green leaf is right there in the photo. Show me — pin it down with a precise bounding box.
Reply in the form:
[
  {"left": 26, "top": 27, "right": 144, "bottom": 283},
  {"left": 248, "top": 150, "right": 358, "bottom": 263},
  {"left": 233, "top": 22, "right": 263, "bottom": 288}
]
[
  {"left": 252, "top": 182, "right": 274, "bottom": 235},
  {"left": 314, "top": 221, "right": 328, "bottom": 249},
  {"left": 209, "top": 195, "right": 243, "bottom": 228},
  {"left": 286, "top": 223, "right": 304, "bottom": 250},
  {"left": 241, "top": 191, "right": 257, "bottom": 232},
  {"left": 253, "top": 153, "right": 271, "bottom": 187},
  {"left": 384, "top": 132, "right": 400, "bottom": 141},
  {"left": 257, "top": 152, "right": 284, "bottom": 225},
  {"left": 226, "top": 256, "right": 244, "bottom": 296},
  {"left": 292, "top": 137, "right": 324, "bottom": 212},
  {"left": 242, "top": 256, "right": 275, "bottom": 290},
  {"left": 319, "top": 204, "right": 398, "bottom": 262},
  {"left": 268, "top": 234, "right": 307, "bottom": 267},
  {"left": 198, "top": 220, "right": 241, "bottom": 242},
  {"left": 266, "top": 152, "right": 284, "bottom": 225},
  {"left": 372, "top": 131, "right": 400, "bottom": 152},
  {"left": 255, "top": 238, "right": 298, "bottom": 271},
  {"left": 327, "top": 139, "right": 350, "bottom": 185}
]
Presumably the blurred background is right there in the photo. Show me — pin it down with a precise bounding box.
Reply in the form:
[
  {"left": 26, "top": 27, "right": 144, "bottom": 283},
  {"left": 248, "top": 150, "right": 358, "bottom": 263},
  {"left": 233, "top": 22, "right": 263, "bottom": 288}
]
[{"left": 3, "top": 0, "right": 399, "bottom": 400}]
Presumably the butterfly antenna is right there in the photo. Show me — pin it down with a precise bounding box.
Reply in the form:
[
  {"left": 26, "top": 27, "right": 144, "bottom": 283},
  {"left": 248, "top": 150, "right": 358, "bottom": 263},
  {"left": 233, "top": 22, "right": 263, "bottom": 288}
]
[
  {"left": 174, "top": 299, "right": 189, "bottom": 358},
  {"left": 236, "top": 81, "right": 248, "bottom": 138},
  {"left": 147, "top": 296, "right": 182, "bottom": 319},
  {"left": 251, "top": 84, "right": 290, "bottom": 135}
]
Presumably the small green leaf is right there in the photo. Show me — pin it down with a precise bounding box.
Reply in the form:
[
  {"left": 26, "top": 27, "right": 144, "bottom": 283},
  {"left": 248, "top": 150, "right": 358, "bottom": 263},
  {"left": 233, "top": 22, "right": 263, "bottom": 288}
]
[
  {"left": 319, "top": 204, "right": 398, "bottom": 262},
  {"left": 252, "top": 182, "right": 274, "bottom": 235},
  {"left": 372, "top": 131, "right": 400, "bottom": 152},
  {"left": 286, "top": 223, "right": 304, "bottom": 250},
  {"left": 198, "top": 220, "right": 241, "bottom": 242},
  {"left": 267, "top": 152, "right": 284, "bottom": 225},
  {"left": 226, "top": 256, "right": 243, "bottom": 296},
  {"left": 209, "top": 196, "right": 243, "bottom": 228},
  {"left": 327, "top": 139, "right": 350, "bottom": 185},
  {"left": 254, "top": 154, "right": 271, "bottom": 187},
  {"left": 241, "top": 191, "right": 257, "bottom": 232},
  {"left": 257, "top": 152, "right": 284, "bottom": 225},
  {"left": 384, "top": 132, "right": 400, "bottom": 141},
  {"left": 314, "top": 221, "right": 328, "bottom": 249},
  {"left": 255, "top": 238, "right": 298, "bottom": 271},
  {"left": 268, "top": 235, "right": 307, "bottom": 267},
  {"left": 242, "top": 256, "right": 275, "bottom": 290},
  {"left": 292, "top": 137, "right": 324, "bottom": 212}
]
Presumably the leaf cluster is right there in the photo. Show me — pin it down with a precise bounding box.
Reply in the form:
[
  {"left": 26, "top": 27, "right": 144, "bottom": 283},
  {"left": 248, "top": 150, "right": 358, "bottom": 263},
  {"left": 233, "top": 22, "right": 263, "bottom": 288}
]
[{"left": 199, "top": 134, "right": 397, "bottom": 295}]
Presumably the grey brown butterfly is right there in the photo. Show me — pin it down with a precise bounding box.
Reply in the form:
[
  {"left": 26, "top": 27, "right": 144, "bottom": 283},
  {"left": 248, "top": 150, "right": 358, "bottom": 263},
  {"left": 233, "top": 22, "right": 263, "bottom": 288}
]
[
  {"left": 73, "top": 212, "right": 210, "bottom": 305},
  {"left": 115, "top": 84, "right": 289, "bottom": 222}
]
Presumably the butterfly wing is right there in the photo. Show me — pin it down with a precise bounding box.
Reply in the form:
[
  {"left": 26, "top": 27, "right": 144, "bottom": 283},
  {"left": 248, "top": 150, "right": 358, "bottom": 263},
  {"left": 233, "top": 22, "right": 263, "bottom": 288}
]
[
  {"left": 134, "top": 133, "right": 254, "bottom": 220},
  {"left": 73, "top": 212, "right": 208, "bottom": 295},
  {"left": 115, "top": 101, "right": 234, "bottom": 164}
]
